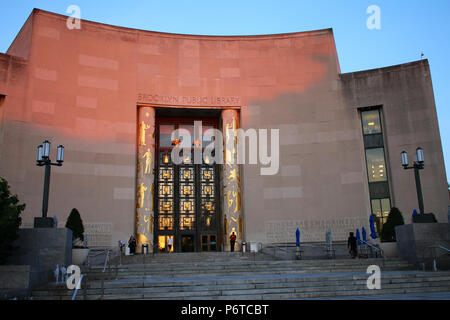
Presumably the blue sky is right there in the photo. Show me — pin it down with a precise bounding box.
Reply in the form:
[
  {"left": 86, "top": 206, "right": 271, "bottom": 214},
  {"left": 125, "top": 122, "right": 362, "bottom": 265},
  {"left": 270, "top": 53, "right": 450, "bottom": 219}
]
[{"left": 1, "top": 0, "right": 449, "bottom": 183}]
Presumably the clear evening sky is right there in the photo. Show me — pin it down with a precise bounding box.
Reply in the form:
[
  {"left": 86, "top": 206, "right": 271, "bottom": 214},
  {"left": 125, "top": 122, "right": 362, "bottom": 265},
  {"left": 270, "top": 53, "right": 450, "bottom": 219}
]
[{"left": 1, "top": 0, "right": 449, "bottom": 185}]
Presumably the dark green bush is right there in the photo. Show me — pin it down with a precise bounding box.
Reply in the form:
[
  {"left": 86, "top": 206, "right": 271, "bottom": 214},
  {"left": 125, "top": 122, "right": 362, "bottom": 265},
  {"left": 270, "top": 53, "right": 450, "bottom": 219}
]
[
  {"left": 0, "top": 177, "right": 25, "bottom": 264},
  {"left": 381, "top": 207, "right": 404, "bottom": 242},
  {"left": 65, "top": 208, "right": 85, "bottom": 246}
]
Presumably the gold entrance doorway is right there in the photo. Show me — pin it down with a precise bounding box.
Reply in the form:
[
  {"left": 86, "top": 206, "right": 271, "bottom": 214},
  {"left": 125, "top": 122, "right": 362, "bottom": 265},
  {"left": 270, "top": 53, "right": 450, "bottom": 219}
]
[{"left": 154, "top": 117, "right": 221, "bottom": 252}]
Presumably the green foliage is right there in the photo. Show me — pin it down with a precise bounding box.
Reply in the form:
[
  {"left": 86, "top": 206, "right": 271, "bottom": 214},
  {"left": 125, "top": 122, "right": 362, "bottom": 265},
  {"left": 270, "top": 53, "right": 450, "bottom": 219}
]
[
  {"left": 65, "top": 208, "right": 84, "bottom": 246},
  {"left": 0, "top": 177, "right": 25, "bottom": 264},
  {"left": 381, "top": 207, "right": 405, "bottom": 242}
]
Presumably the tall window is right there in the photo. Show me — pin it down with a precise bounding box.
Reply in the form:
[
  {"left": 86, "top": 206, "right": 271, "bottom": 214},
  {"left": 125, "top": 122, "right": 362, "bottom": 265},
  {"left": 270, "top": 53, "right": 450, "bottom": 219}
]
[{"left": 360, "top": 108, "right": 391, "bottom": 235}]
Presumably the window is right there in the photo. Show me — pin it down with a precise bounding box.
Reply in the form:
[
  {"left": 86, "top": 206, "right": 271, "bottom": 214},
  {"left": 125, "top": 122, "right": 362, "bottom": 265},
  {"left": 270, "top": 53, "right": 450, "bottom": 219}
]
[
  {"left": 159, "top": 125, "right": 175, "bottom": 147},
  {"left": 360, "top": 108, "right": 391, "bottom": 236},
  {"left": 365, "top": 148, "right": 387, "bottom": 182},
  {"left": 362, "top": 110, "right": 382, "bottom": 135},
  {"left": 371, "top": 198, "right": 391, "bottom": 233}
]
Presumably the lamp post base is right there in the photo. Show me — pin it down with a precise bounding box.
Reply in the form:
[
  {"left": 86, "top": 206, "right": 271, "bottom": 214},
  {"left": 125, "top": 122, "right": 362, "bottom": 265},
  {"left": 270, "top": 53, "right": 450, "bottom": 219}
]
[{"left": 34, "top": 217, "right": 55, "bottom": 228}]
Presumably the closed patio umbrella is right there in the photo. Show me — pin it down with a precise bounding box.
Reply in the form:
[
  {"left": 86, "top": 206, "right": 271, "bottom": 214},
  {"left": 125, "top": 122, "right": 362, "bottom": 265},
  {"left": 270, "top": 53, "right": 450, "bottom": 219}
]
[{"left": 369, "top": 214, "right": 377, "bottom": 239}]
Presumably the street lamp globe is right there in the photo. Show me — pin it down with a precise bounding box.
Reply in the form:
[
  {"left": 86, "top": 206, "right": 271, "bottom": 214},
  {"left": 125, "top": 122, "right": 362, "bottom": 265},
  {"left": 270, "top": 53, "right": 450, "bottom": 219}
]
[
  {"left": 57, "top": 145, "right": 65, "bottom": 163},
  {"left": 42, "top": 140, "right": 51, "bottom": 159},
  {"left": 36, "top": 145, "right": 44, "bottom": 162},
  {"left": 401, "top": 151, "right": 408, "bottom": 167},
  {"left": 416, "top": 147, "right": 424, "bottom": 164}
]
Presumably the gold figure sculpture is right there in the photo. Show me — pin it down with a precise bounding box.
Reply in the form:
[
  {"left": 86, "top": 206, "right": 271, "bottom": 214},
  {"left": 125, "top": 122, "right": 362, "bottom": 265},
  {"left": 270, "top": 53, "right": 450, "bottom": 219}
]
[
  {"left": 142, "top": 149, "right": 153, "bottom": 174},
  {"left": 226, "top": 190, "right": 234, "bottom": 210},
  {"left": 232, "top": 190, "right": 241, "bottom": 213},
  {"left": 137, "top": 182, "right": 148, "bottom": 208},
  {"left": 139, "top": 121, "right": 151, "bottom": 146},
  {"left": 144, "top": 214, "right": 154, "bottom": 234}
]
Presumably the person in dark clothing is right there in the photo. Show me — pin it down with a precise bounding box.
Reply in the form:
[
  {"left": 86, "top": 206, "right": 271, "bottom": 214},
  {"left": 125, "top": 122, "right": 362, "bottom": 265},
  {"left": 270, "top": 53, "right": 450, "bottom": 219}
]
[
  {"left": 347, "top": 232, "right": 358, "bottom": 259},
  {"left": 230, "top": 232, "right": 237, "bottom": 252},
  {"left": 128, "top": 235, "right": 137, "bottom": 254}
]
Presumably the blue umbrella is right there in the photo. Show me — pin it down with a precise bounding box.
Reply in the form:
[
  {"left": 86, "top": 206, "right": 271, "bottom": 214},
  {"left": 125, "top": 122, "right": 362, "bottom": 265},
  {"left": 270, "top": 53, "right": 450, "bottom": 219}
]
[
  {"left": 362, "top": 227, "right": 367, "bottom": 243},
  {"left": 356, "top": 228, "right": 361, "bottom": 245},
  {"left": 369, "top": 215, "right": 377, "bottom": 239},
  {"left": 296, "top": 228, "right": 300, "bottom": 247}
]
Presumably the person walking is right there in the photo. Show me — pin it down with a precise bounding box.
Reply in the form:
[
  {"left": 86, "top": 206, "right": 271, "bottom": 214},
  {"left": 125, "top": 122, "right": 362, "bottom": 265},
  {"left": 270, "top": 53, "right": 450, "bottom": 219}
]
[
  {"left": 347, "top": 232, "right": 358, "bottom": 259},
  {"left": 230, "top": 232, "right": 237, "bottom": 252}
]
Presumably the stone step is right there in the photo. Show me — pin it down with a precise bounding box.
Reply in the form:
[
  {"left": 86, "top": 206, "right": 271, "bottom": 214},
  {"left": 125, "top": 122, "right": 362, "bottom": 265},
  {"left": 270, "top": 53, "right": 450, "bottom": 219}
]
[
  {"left": 31, "top": 272, "right": 450, "bottom": 299},
  {"left": 34, "top": 281, "right": 450, "bottom": 300},
  {"left": 83, "top": 264, "right": 416, "bottom": 280},
  {"left": 87, "top": 258, "right": 413, "bottom": 272}
]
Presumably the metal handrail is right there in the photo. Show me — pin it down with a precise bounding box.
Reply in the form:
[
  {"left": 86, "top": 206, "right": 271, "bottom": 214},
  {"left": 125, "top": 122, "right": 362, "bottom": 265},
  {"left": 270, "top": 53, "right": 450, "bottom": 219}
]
[
  {"left": 435, "top": 245, "right": 450, "bottom": 253},
  {"left": 103, "top": 249, "right": 110, "bottom": 273},
  {"left": 71, "top": 274, "right": 84, "bottom": 301},
  {"left": 421, "top": 243, "right": 450, "bottom": 272},
  {"left": 361, "top": 240, "right": 384, "bottom": 257}
]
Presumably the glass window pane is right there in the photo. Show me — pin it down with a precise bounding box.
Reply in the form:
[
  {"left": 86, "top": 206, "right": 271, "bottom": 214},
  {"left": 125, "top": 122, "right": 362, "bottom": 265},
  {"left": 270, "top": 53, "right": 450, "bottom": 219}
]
[
  {"left": 159, "top": 125, "right": 175, "bottom": 147},
  {"left": 362, "top": 110, "right": 382, "bottom": 135},
  {"left": 366, "top": 148, "right": 387, "bottom": 182},
  {"left": 381, "top": 198, "right": 391, "bottom": 218},
  {"left": 371, "top": 199, "right": 381, "bottom": 217},
  {"left": 179, "top": 124, "right": 194, "bottom": 148},
  {"left": 202, "top": 125, "right": 214, "bottom": 147}
]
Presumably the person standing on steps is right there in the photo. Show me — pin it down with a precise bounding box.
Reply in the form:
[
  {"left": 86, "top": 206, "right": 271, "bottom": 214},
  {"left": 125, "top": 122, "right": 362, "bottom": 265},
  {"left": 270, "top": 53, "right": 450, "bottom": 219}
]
[
  {"left": 167, "top": 237, "right": 173, "bottom": 253},
  {"left": 128, "top": 235, "right": 137, "bottom": 255},
  {"left": 230, "top": 232, "right": 237, "bottom": 252},
  {"left": 347, "top": 232, "right": 358, "bottom": 259}
]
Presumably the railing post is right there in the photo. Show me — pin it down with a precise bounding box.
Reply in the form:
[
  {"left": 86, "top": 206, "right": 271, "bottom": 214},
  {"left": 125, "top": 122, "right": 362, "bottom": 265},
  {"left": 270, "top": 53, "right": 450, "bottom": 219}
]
[
  {"left": 101, "top": 273, "right": 104, "bottom": 300},
  {"left": 83, "top": 274, "right": 88, "bottom": 300}
]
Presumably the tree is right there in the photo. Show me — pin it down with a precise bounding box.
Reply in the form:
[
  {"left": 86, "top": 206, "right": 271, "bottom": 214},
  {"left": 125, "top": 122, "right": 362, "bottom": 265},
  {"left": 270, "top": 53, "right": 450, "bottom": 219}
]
[
  {"left": 0, "top": 177, "right": 25, "bottom": 264},
  {"left": 381, "top": 207, "right": 404, "bottom": 242},
  {"left": 65, "top": 208, "right": 85, "bottom": 247}
]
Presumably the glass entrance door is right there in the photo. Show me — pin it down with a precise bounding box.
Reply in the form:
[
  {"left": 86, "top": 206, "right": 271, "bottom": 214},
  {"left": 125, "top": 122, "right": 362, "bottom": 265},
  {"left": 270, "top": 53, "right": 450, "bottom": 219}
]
[{"left": 154, "top": 117, "right": 220, "bottom": 253}]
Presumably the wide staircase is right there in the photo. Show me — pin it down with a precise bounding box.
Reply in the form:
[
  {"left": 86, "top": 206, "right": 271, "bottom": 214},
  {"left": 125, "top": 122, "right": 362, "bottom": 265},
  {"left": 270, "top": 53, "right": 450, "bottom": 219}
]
[{"left": 30, "top": 252, "right": 450, "bottom": 300}]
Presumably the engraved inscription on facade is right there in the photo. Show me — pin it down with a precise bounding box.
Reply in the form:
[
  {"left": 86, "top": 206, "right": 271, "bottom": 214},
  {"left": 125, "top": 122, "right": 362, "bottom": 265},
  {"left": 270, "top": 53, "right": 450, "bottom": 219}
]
[
  {"left": 84, "top": 223, "right": 113, "bottom": 247},
  {"left": 265, "top": 218, "right": 368, "bottom": 243},
  {"left": 137, "top": 93, "right": 241, "bottom": 107}
]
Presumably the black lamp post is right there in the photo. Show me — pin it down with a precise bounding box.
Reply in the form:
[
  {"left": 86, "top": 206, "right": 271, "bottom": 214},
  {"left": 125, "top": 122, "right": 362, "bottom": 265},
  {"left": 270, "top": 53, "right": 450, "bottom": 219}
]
[
  {"left": 401, "top": 147, "right": 425, "bottom": 214},
  {"left": 35, "top": 140, "right": 64, "bottom": 228}
]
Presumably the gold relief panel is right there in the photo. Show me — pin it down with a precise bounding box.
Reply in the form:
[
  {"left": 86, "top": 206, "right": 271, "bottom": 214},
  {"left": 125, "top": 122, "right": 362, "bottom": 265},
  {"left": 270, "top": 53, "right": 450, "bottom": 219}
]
[
  {"left": 180, "top": 214, "right": 195, "bottom": 231},
  {"left": 201, "top": 184, "right": 214, "bottom": 197},
  {"left": 202, "top": 200, "right": 215, "bottom": 213},
  {"left": 159, "top": 200, "right": 173, "bottom": 213},
  {"left": 180, "top": 183, "right": 194, "bottom": 197},
  {"left": 180, "top": 168, "right": 194, "bottom": 182},
  {"left": 180, "top": 199, "right": 195, "bottom": 214},
  {"left": 158, "top": 183, "right": 173, "bottom": 197},
  {"left": 158, "top": 215, "right": 174, "bottom": 231},
  {"left": 201, "top": 168, "right": 214, "bottom": 181},
  {"left": 159, "top": 168, "right": 173, "bottom": 181}
]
